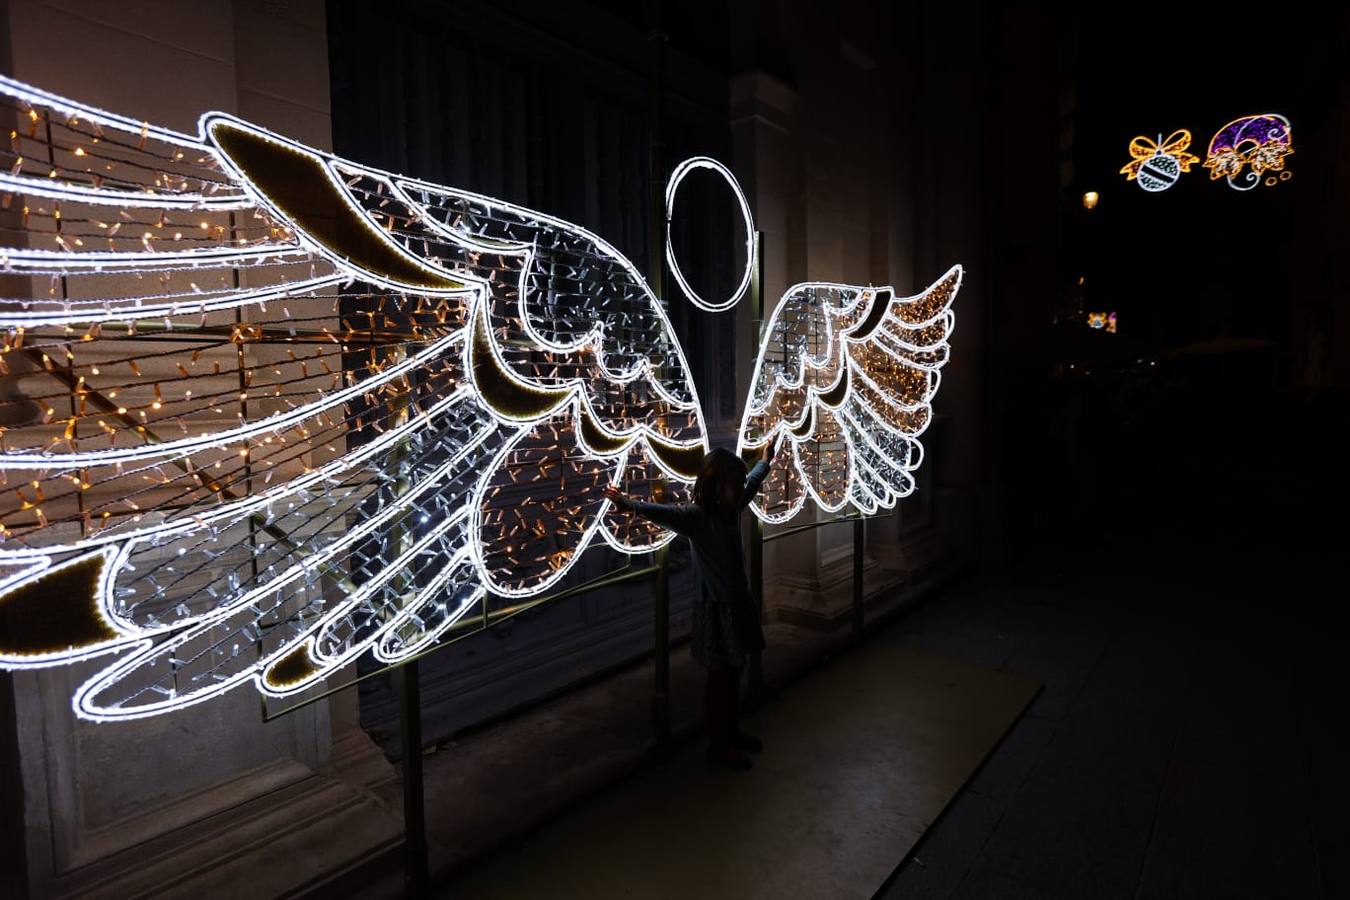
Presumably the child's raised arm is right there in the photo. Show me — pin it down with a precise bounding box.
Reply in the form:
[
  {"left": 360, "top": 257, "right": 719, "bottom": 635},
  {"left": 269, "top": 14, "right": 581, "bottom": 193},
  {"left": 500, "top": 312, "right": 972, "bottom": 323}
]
[
  {"left": 739, "top": 438, "right": 778, "bottom": 509},
  {"left": 604, "top": 486, "right": 700, "bottom": 536}
]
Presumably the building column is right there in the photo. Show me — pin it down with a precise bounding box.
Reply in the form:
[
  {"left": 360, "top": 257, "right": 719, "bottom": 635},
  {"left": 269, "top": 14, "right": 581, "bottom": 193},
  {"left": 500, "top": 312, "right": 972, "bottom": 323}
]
[{"left": 1, "top": 3, "right": 400, "bottom": 896}]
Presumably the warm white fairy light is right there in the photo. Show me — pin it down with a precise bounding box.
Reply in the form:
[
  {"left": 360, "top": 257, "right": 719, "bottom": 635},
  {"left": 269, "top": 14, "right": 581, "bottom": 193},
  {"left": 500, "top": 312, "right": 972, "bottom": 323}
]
[
  {"left": 0, "top": 332, "right": 460, "bottom": 468},
  {"left": 0, "top": 385, "right": 473, "bottom": 581}
]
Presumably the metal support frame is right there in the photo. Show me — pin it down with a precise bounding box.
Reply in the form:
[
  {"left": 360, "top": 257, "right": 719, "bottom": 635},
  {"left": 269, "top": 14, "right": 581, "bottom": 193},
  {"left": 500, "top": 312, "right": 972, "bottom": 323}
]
[
  {"left": 748, "top": 512, "right": 764, "bottom": 703},
  {"left": 258, "top": 562, "right": 658, "bottom": 721},
  {"left": 760, "top": 512, "right": 892, "bottom": 543},
  {"left": 245, "top": 319, "right": 663, "bottom": 889},
  {"left": 647, "top": 6, "right": 671, "bottom": 750},
  {"left": 399, "top": 660, "right": 429, "bottom": 895},
  {"left": 747, "top": 230, "right": 766, "bottom": 703},
  {"left": 387, "top": 346, "right": 430, "bottom": 895},
  {"left": 852, "top": 517, "right": 865, "bottom": 642},
  {"left": 652, "top": 544, "right": 671, "bottom": 746},
  {"left": 255, "top": 555, "right": 664, "bottom": 898},
  {"left": 759, "top": 512, "right": 890, "bottom": 646}
]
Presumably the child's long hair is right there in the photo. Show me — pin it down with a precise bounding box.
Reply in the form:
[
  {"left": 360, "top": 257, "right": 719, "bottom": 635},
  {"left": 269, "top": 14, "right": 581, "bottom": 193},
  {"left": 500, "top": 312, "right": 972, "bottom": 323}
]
[{"left": 693, "top": 448, "right": 748, "bottom": 515}]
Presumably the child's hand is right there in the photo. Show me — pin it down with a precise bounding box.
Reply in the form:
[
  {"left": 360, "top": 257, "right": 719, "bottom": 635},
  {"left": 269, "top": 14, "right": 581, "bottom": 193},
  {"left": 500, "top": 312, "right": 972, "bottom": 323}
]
[
  {"left": 602, "top": 486, "right": 632, "bottom": 511},
  {"left": 764, "top": 436, "right": 780, "bottom": 463}
]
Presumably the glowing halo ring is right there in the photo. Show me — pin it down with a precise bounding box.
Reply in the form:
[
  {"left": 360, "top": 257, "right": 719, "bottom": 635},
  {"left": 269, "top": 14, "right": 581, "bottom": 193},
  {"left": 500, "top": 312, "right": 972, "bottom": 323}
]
[{"left": 664, "top": 156, "right": 755, "bottom": 312}]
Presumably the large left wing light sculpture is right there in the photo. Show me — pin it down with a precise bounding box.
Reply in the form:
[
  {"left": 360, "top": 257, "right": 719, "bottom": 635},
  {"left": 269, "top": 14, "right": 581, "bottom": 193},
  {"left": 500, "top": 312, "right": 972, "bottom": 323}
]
[{"left": 0, "top": 76, "right": 707, "bottom": 720}]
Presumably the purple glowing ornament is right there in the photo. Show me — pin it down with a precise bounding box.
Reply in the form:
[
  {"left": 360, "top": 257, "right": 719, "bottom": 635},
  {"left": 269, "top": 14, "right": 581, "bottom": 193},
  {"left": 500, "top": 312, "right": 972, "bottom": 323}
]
[{"left": 1203, "top": 114, "right": 1294, "bottom": 191}]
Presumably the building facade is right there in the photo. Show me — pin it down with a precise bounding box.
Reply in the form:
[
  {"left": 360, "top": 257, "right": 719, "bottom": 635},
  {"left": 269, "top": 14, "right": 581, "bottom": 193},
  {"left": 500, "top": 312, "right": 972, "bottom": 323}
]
[{"left": 0, "top": 1, "right": 1054, "bottom": 895}]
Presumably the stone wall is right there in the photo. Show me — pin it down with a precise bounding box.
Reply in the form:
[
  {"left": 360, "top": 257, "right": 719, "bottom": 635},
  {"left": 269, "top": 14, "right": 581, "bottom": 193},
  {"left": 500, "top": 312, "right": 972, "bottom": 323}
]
[{"left": 0, "top": 3, "right": 401, "bottom": 897}]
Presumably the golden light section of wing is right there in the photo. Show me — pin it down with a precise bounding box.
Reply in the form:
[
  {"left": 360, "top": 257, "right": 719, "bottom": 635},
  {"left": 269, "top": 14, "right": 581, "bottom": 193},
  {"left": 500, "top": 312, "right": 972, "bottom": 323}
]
[
  {"left": 738, "top": 266, "right": 960, "bottom": 523},
  {"left": 204, "top": 117, "right": 469, "bottom": 294}
]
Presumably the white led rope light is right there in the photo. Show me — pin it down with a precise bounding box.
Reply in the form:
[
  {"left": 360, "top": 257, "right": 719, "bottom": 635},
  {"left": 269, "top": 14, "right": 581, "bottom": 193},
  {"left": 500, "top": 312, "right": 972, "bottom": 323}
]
[
  {"left": 390, "top": 179, "right": 696, "bottom": 414},
  {"left": 0, "top": 172, "right": 254, "bottom": 210},
  {"left": 664, "top": 157, "right": 756, "bottom": 312},
  {"left": 0, "top": 383, "right": 475, "bottom": 570},
  {"left": 0, "top": 273, "right": 343, "bottom": 328},
  {"left": 0, "top": 412, "right": 497, "bottom": 672},
  {"left": 0, "top": 243, "right": 314, "bottom": 275}
]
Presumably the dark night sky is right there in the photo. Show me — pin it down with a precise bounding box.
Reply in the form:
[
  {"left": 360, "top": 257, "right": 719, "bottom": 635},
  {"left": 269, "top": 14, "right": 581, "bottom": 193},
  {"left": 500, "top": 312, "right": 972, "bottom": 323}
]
[{"left": 1069, "top": 6, "right": 1339, "bottom": 352}]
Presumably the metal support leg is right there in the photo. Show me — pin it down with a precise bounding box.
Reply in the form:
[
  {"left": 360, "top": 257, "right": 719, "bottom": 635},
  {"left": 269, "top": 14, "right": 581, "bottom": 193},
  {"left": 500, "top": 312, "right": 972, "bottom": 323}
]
[
  {"left": 748, "top": 515, "right": 764, "bottom": 704},
  {"left": 852, "top": 518, "right": 865, "bottom": 642},
  {"left": 399, "top": 661, "right": 429, "bottom": 895},
  {"left": 646, "top": 3, "right": 670, "bottom": 751},
  {"left": 747, "top": 229, "right": 766, "bottom": 703},
  {"left": 652, "top": 544, "right": 671, "bottom": 747}
]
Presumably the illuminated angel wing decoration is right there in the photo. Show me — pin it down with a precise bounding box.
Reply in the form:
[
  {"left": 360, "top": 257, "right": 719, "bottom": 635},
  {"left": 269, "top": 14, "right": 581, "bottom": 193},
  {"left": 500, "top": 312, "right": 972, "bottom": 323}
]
[
  {"left": 736, "top": 268, "right": 961, "bottom": 523},
  {"left": 0, "top": 76, "right": 705, "bottom": 720}
]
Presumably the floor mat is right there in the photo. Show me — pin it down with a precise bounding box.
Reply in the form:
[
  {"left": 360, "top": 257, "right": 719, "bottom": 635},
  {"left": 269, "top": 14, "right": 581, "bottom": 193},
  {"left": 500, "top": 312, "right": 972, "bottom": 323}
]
[{"left": 447, "top": 647, "right": 1039, "bottom": 899}]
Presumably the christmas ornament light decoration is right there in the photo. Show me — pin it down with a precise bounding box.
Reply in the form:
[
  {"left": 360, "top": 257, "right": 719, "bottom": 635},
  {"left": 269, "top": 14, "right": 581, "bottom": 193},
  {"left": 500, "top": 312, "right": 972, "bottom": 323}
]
[
  {"left": 736, "top": 268, "right": 961, "bottom": 523},
  {"left": 1086, "top": 311, "right": 1117, "bottom": 333},
  {"left": 0, "top": 75, "right": 708, "bottom": 720},
  {"left": 1203, "top": 114, "right": 1293, "bottom": 190},
  {"left": 1120, "top": 130, "right": 1200, "bottom": 193}
]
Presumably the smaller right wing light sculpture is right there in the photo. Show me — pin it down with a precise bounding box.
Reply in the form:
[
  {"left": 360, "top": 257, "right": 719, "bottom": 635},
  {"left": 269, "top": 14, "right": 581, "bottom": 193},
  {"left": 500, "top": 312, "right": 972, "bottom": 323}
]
[{"left": 736, "top": 267, "right": 961, "bottom": 523}]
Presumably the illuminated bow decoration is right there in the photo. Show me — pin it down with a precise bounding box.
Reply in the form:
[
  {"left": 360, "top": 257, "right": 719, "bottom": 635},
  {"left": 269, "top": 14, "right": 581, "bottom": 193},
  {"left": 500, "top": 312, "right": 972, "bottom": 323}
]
[{"left": 1119, "top": 130, "right": 1201, "bottom": 181}]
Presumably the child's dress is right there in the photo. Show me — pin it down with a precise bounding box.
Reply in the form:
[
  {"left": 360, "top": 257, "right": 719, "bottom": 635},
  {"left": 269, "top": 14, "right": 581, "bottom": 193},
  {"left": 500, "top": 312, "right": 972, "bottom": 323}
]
[{"left": 631, "top": 460, "right": 770, "bottom": 671}]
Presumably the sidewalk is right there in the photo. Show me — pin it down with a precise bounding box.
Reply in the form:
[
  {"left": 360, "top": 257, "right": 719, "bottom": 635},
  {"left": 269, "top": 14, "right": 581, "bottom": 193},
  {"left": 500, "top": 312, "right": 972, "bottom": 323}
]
[
  {"left": 447, "top": 648, "right": 1035, "bottom": 899},
  {"left": 312, "top": 567, "right": 964, "bottom": 898}
]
